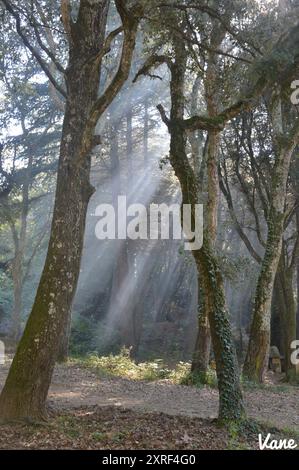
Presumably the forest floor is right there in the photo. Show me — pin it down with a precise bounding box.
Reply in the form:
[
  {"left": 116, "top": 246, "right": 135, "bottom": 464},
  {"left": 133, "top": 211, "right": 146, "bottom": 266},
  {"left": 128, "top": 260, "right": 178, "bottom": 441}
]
[{"left": 0, "top": 359, "right": 298, "bottom": 449}]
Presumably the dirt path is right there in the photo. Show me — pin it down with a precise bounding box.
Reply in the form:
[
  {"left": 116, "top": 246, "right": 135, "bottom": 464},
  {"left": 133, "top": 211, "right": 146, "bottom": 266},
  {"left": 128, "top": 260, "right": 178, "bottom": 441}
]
[{"left": 0, "top": 361, "right": 298, "bottom": 431}]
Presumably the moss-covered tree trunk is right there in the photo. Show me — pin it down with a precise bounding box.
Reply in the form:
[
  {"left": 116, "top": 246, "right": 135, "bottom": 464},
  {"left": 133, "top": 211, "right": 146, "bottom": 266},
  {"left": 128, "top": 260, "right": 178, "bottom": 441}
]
[
  {"left": 0, "top": 102, "right": 96, "bottom": 420},
  {"left": 275, "top": 250, "right": 298, "bottom": 381},
  {"left": 162, "top": 38, "right": 245, "bottom": 423},
  {"left": 191, "top": 286, "right": 211, "bottom": 375},
  {"left": 243, "top": 95, "right": 299, "bottom": 382},
  {"left": 0, "top": 0, "right": 141, "bottom": 422},
  {"left": 296, "top": 191, "right": 299, "bottom": 343},
  {"left": 191, "top": 25, "right": 224, "bottom": 379},
  {"left": 243, "top": 210, "right": 284, "bottom": 382},
  {"left": 271, "top": 275, "right": 283, "bottom": 354}
]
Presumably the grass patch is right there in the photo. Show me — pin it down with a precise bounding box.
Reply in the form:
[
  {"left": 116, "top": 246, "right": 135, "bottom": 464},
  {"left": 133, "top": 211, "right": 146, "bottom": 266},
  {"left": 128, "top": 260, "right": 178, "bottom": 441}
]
[
  {"left": 71, "top": 349, "right": 295, "bottom": 396},
  {"left": 91, "top": 431, "right": 107, "bottom": 442},
  {"left": 180, "top": 369, "right": 218, "bottom": 388},
  {"left": 55, "top": 415, "right": 82, "bottom": 439},
  {"left": 241, "top": 377, "right": 294, "bottom": 394},
  {"left": 71, "top": 347, "right": 191, "bottom": 384},
  {"left": 72, "top": 348, "right": 219, "bottom": 387}
]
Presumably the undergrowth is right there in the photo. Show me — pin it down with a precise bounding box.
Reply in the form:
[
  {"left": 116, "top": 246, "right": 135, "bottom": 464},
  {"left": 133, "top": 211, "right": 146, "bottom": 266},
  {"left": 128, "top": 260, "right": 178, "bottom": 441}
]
[
  {"left": 72, "top": 347, "right": 219, "bottom": 386},
  {"left": 72, "top": 347, "right": 192, "bottom": 383},
  {"left": 72, "top": 348, "right": 296, "bottom": 394}
]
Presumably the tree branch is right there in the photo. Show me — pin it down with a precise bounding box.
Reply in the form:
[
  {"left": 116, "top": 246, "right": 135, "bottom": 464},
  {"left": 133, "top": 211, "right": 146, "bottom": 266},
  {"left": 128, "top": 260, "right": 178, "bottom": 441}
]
[
  {"left": 159, "top": 2, "right": 261, "bottom": 57},
  {"left": 219, "top": 160, "right": 262, "bottom": 264},
  {"left": 183, "top": 22, "right": 299, "bottom": 132},
  {"left": 82, "top": 26, "right": 123, "bottom": 69},
  {"left": 156, "top": 104, "right": 170, "bottom": 128},
  {"left": 61, "top": 0, "right": 73, "bottom": 38},
  {"left": 2, "top": 0, "right": 67, "bottom": 99},
  {"left": 183, "top": 98, "right": 256, "bottom": 131},
  {"left": 30, "top": 14, "right": 66, "bottom": 75},
  {"left": 133, "top": 54, "right": 173, "bottom": 83},
  {"left": 86, "top": 1, "right": 144, "bottom": 131}
]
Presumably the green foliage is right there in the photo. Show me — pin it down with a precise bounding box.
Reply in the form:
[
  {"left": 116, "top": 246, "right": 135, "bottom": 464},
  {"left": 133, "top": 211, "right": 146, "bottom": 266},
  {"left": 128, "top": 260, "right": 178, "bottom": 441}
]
[
  {"left": 72, "top": 347, "right": 191, "bottom": 383},
  {"left": 69, "top": 315, "right": 97, "bottom": 356},
  {"left": 242, "top": 376, "right": 298, "bottom": 393},
  {"left": 285, "top": 369, "right": 299, "bottom": 386},
  {"left": 0, "top": 271, "right": 13, "bottom": 318},
  {"left": 73, "top": 349, "right": 223, "bottom": 388},
  {"left": 180, "top": 369, "right": 218, "bottom": 389},
  {"left": 226, "top": 419, "right": 261, "bottom": 450}
]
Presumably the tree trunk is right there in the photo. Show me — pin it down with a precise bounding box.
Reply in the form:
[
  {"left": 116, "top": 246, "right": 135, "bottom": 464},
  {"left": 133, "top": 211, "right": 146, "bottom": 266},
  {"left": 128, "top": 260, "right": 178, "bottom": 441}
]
[
  {"left": 193, "top": 247, "right": 245, "bottom": 422},
  {"left": 243, "top": 212, "right": 284, "bottom": 381},
  {"left": 243, "top": 95, "right": 299, "bottom": 382},
  {"left": 297, "top": 210, "right": 299, "bottom": 342},
  {"left": 191, "top": 27, "right": 224, "bottom": 379},
  {"left": 271, "top": 274, "right": 283, "bottom": 354},
  {"left": 276, "top": 255, "right": 297, "bottom": 381},
  {"left": 0, "top": 1, "right": 110, "bottom": 421},
  {"left": 143, "top": 97, "right": 149, "bottom": 166},
  {"left": 126, "top": 107, "right": 133, "bottom": 175},
  {"left": 163, "top": 37, "right": 245, "bottom": 423},
  {"left": 191, "top": 286, "right": 211, "bottom": 375},
  {"left": 0, "top": 144, "right": 94, "bottom": 420}
]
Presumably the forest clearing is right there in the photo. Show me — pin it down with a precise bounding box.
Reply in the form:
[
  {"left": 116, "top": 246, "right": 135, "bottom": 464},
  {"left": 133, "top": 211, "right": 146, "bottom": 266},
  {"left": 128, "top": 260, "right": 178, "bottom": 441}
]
[
  {"left": 0, "top": 0, "right": 299, "bottom": 457},
  {"left": 0, "top": 356, "right": 298, "bottom": 449}
]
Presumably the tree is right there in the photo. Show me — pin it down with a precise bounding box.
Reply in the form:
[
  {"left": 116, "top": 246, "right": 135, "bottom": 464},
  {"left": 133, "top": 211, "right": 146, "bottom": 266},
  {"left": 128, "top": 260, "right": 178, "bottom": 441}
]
[
  {"left": 243, "top": 95, "right": 299, "bottom": 381},
  {"left": 0, "top": 0, "right": 143, "bottom": 422},
  {"left": 134, "top": 22, "right": 245, "bottom": 423},
  {"left": 190, "top": 13, "right": 225, "bottom": 379},
  {"left": 134, "top": 2, "right": 299, "bottom": 421},
  {"left": 220, "top": 107, "right": 299, "bottom": 381},
  {"left": 0, "top": 39, "right": 59, "bottom": 341}
]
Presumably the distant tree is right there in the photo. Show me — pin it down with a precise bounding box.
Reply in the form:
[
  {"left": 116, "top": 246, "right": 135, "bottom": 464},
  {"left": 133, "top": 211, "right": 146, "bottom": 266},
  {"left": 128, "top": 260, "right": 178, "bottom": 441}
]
[
  {"left": 221, "top": 107, "right": 299, "bottom": 381},
  {"left": 0, "top": 32, "right": 59, "bottom": 340}
]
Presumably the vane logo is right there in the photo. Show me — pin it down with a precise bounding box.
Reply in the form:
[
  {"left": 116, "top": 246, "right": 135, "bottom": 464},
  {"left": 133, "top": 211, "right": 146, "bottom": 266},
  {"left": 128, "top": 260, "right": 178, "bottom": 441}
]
[
  {"left": 290, "top": 80, "right": 299, "bottom": 105},
  {"left": 94, "top": 196, "right": 203, "bottom": 251},
  {"left": 0, "top": 340, "right": 5, "bottom": 365},
  {"left": 258, "top": 433, "right": 297, "bottom": 450}
]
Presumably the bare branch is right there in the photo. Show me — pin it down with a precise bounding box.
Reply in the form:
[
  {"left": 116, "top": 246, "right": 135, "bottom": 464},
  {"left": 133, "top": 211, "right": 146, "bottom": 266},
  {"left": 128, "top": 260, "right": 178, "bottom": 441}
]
[
  {"left": 86, "top": 1, "right": 144, "bottom": 131},
  {"left": 133, "top": 54, "right": 173, "bottom": 83},
  {"left": 30, "top": 14, "right": 66, "bottom": 74},
  {"left": 159, "top": 2, "right": 261, "bottom": 57},
  {"left": 219, "top": 160, "right": 262, "bottom": 264},
  {"left": 182, "top": 21, "right": 299, "bottom": 132},
  {"left": 156, "top": 104, "right": 170, "bottom": 128},
  {"left": 2, "top": 0, "right": 67, "bottom": 99},
  {"left": 183, "top": 98, "right": 256, "bottom": 131}
]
